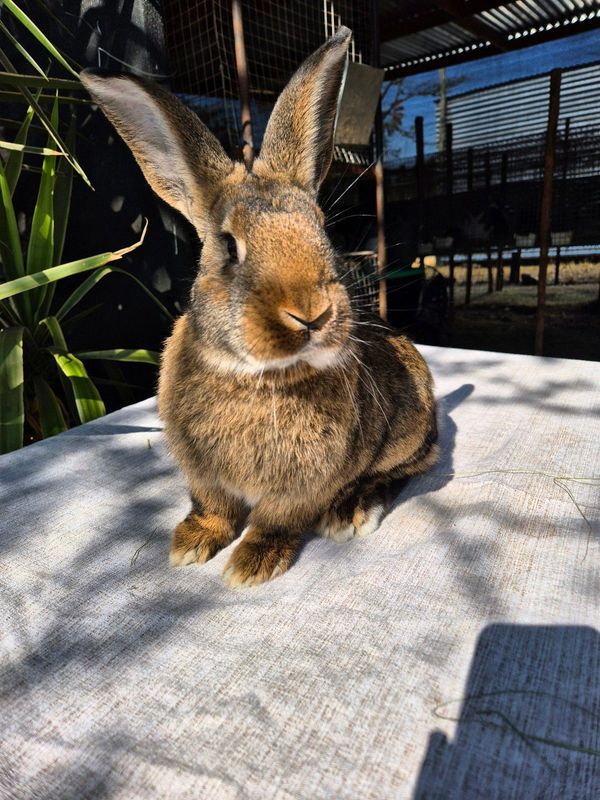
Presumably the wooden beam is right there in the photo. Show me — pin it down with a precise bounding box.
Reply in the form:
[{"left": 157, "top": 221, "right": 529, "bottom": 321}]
[
  {"left": 437, "top": 0, "right": 507, "bottom": 51},
  {"left": 232, "top": 0, "right": 254, "bottom": 168},
  {"left": 383, "top": 15, "right": 600, "bottom": 78},
  {"left": 380, "top": 0, "right": 506, "bottom": 43}
]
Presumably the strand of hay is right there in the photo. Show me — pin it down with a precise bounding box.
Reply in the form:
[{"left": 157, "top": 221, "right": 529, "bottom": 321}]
[{"left": 440, "top": 469, "right": 599, "bottom": 560}]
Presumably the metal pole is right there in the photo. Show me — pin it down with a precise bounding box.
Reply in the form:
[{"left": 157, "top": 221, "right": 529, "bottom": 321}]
[
  {"left": 465, "top": 252, "right": 473, "bottom": 304},
  {"left": 372, "top": 0, "right": 387, "bottom": 321},
  {"left": 535, "top": 69, "right": 562, "bottom": 356},
  {"left": 446, "top": 122, "right": 454, "bottom": 303},
  {"left": 484, "top": 150, "right": 493, "bottom": 292},
  {"left": 555, "top": 117, "right": 570, "bottom": 286},
  {"left": 437, "top": 67, "right": 447, "bottom": 152},
  {"left": 415, "top": 115, "right": 425, "bottom": 269},
  {"left": 232, "top": 0, "right": 254, "bottom": 168},
  {"left": 466, "top": 147, "right": 474, "bottom": 303}
]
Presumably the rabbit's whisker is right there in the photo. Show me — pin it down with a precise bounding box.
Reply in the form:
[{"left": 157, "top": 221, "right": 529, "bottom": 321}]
[
  {"left": 338, "top": 361, "right": 364, "bottom": 445},
  {"left": 347, "top": 348, "right": 391, "bottom": 431},
  {"left": 328, "top": 159, "right": 377, "bottom": 211}
]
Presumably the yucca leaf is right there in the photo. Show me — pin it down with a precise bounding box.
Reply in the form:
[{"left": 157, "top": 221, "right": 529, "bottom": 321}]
[
  {"left": 0, "top": 156, "right": 24, "bottom": 278},
  {"left": 56, "top": 263, "right": 173, "bottom": 323},
  {"left": 0, "top": 153, "right": 30, "bottom": 336},
  {"left": 0, "top": 72, "right": 83, "bottom": 91},
  {"left": 51, "top": 351, "right": 105, "bottom": 424},
  {"left": 76, "top": 349, "right": 160, "bottom": 365},
  {"left": 0, "top": 47, "right": 89, "bottom": 185},
  {"left": 52, "top": 113, "right": 74, "bottom": 266},
  {"left": 0, "top": 18, "right": 47, "bottom": 79},
  {"left": 4, "top": 89, "right": 42, "bottom": 195},
  {"left": 33, "top": 375, "right": 67, "bottom": 438},
  {"left": 39, "top": 316, "right": 105, "bottom": 424},
  {"left": 0, "top": 325, "right": 24, "bottom": 453},
  {"left": 0, "top": 140, "right": 63, "bottom": 155},
  {"left": 0, "top": 222, "right": 148, "bottom": 300},
  {"left": 0, "top": 89, "right": 89, "bottom": 104},
  {"left": 27, "top": 97, "right": 58, "bottom": 317},
  {"left": 1, "top": 0, "right": 79, "bottom": 78}
]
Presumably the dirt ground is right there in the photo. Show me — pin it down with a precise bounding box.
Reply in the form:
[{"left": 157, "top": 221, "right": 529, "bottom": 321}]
[{"left": 435, "top": 261, "right": 600, "bottom": 362}]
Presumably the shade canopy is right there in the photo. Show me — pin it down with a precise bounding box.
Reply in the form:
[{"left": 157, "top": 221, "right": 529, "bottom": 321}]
[{"left": 380, "top": 0, "right": 600, "bottom": 77}]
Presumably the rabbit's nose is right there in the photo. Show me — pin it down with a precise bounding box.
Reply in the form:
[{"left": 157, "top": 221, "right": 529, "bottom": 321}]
[{"left": 280, "top": 304, "right": 333, "bottom": 333}]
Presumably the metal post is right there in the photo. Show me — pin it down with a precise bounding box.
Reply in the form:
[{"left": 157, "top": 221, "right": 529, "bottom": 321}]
[
  {"left": 415, "top": 115, "right": 425, "bottom": 270},
  {"left": 232, "top": 0, "right": 254, "bottom": 168},
  {"left": 446, "top": 122, "right": 454, "bottom": 303},
  {"left": 465, "top": 252, "right": 473, "bottom": 304},
  {"left": 484, "top": 150, "right": 493, "bottom": 292},
  {"left": 372, "top": 0, "right": 387, "bottom": 321},
  {"left": 555, "top": 117, "right": 570, "bottom": 286},
  {"left": 466, "top": 147, "right": 474, "bottom": 302},
  {"left": 437, "top": 67, "right": 447, "bottom": 152},
  {"left": 510, "top": 249, "right": 521, "bottom": 284},
  {"left": 554, "top": 246, "right": 561, "bottom": 286},
  {"left": 495, "top": 247, "right": 504, "bottom": 291},
  {"left": 535, "top": 69, "right": 562, "bottom": 356}
]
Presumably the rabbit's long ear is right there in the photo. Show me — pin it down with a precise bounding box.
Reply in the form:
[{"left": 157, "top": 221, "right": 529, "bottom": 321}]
[
  {"left": 80, "top": 71, "right": 234, "bottom": 235},
  {"left": 255, "top": 27, "right": 351, "bottom": 195}
]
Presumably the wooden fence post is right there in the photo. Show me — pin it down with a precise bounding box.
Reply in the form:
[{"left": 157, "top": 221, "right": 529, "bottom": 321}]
[{"left": 232, "top": 0, "right": 254, "bottom": 168}]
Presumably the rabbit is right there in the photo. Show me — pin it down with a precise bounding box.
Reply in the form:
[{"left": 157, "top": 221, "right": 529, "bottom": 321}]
[{"left": 80, "top": 27, "right": 438, "bottom": 588}]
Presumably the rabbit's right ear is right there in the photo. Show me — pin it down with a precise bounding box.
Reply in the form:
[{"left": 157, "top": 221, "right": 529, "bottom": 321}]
[{"left": 80, "top": 71, "right": 234, "bottom": 236}]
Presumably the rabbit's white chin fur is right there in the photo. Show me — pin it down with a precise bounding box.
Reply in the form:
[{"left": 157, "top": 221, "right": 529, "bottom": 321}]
[{"left": 203, "top": 344, "right": 346, "bottom": 375}]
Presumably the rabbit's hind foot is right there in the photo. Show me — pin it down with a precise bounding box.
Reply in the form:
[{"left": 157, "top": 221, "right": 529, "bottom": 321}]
[{"left": 317, "top": 483, "right": 387, "bottom": 543}]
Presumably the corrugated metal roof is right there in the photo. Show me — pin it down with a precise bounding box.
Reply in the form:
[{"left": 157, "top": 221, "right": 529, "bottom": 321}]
[{"left": 380, "top": 0, "right": 600, "bottom": 76}]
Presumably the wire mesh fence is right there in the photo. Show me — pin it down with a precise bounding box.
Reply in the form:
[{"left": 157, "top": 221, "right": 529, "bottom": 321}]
[
  {"left": 160, "top": 0, "right": 381, "bottom": 313},
  {"left": 386, "top": 124, "right": 600, "bottom": 251}
]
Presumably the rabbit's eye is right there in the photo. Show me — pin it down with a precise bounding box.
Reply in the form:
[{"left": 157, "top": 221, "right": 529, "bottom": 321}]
[{"left": 221, "top": 233, "right": 238, "bottom": 263}]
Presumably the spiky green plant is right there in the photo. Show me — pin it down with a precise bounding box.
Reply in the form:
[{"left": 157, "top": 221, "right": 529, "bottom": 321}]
[
  {"left": 0, "top": 100, "right": 172, "bottom": 454},
  {"left": 0, "top": 0, "right": 90, "bottom": 184}
]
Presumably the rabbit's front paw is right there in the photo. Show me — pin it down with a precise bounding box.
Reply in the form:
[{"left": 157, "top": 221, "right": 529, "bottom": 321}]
[
  {"left": 318, "top": 501, "right": 385, "bottom": 543},
  {"left": 222, "top": 526, "right": 299, "bottom": 588},
  {"left": 169, "top": 512, "right": 233, "bottom": 566}
]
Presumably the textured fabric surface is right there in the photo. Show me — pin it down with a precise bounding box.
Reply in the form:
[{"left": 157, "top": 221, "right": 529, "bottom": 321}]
[{"left": 0, "top": 346, "right": 599, "bottom": 800}]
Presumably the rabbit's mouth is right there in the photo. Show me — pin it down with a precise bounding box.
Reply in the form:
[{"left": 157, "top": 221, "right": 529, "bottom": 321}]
[{"left": 242, "top": 342, "right": 346, "bottom": 374}]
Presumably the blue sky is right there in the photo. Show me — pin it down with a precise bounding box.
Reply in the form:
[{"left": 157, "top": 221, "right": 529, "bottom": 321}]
[{"left": 385, "top": 28, "right": 600, "bottom": 161}]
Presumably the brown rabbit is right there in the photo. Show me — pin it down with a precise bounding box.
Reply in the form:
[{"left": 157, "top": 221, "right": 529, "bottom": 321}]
[{"left": 80, "top": 28, "right": 438, "bottom": 587}]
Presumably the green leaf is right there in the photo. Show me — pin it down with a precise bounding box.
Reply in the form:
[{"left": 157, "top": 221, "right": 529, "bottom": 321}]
[
  {"left": 76, "top": 349, "right": 160, "bottom": 366},
  {"left": 0, "top": 72, "right": 82, "bottom": 91},
  {"left": 27, "top": 98, "right": 58, "bottom": 317},
  {"left": 56, "top": 263, "right": 174, "bottom": 323},
  {"left": 0, "top": 222, "right": 148, "bottom": 301},
  {"left": 0, "top": 47, "right": 89, "bottom": 185},
  {"left": 52, "top": 113, "right": 74, "bottom": 266},
  {"left": 36, "top": 111, "right": 76, "bottom": 323},
  {"left": 1, "top": 0, "right": 79, "bottom": 78},
  {"left": 0, "top": 18, "right": 47, "bottom": 79},
  {"left": 40, "top": 316, "right": 105, "bottom": 424},
  {"left": 33, "top": 375, "right": 67, "bottom": 438},
  {"left": 4, "top": 89, "right": 42, "bottom": 195},
  {"left": 0, "top": 326, "right": 24, "bottom": 454},
  {"left": 0, "top": 140, "right": 63, "bottom": 155},
  {"left": 0, "top": 156, "right": 24, "bottom": 278}
]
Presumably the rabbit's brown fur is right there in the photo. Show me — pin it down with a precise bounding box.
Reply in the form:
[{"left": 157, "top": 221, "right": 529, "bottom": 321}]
[{"left": 81, "top": 28, "right": 438, "bottom": 587}]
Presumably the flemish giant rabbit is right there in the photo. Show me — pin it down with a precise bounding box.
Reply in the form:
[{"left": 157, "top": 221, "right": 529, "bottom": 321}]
[{"left": 81, "top": 28, "right": 438, "bottom": 587}]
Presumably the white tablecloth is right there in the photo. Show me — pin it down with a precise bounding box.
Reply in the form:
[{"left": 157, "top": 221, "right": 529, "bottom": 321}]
[{"left": 1, "top": 346, "right": 599, "bottom": 799}]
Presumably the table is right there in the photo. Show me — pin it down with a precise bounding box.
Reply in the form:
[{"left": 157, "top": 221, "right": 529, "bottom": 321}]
[{"left": 1, "top": 346, "right": 599, "bottom": 799}]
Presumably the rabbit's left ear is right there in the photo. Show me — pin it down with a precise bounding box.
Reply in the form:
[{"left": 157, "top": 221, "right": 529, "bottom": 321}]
[{"left": 255, "top": 27, "right": 351, "bottom": 196}]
